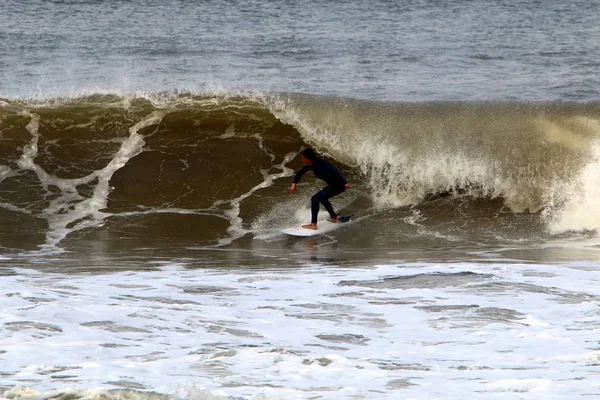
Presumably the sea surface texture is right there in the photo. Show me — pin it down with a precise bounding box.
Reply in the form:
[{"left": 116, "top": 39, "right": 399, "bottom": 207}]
[{"left": 1, "top": 1, "right": 600, "bottom": 399}]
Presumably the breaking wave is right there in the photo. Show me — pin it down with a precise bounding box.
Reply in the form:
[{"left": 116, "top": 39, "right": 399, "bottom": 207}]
[{"left": 1, "top": 91, "right": 599, "bottom": 252}]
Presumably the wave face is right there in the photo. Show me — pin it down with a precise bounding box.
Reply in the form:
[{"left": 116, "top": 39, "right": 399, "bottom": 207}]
[{"left": 1, "top": 92, "right": 599, "bottom": 252}]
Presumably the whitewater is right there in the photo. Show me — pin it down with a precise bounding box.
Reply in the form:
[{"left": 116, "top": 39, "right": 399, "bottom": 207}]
[{"left": 2, "top": 261, "right": 600, "bottom": 399}]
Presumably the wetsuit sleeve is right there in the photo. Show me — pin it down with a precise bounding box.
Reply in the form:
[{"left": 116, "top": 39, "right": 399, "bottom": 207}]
[{"left": 293, "top": 165, "right": 310, "bottom": 183}]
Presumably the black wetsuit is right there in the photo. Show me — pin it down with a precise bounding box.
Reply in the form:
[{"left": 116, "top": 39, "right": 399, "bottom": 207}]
[{"left": 293, "top": 157, "right": 347, "bottom": 224}]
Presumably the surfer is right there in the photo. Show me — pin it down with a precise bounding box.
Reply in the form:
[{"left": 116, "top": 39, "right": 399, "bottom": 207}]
[{"left": 289, "top": 148, "right": 351, "bottom": 230}]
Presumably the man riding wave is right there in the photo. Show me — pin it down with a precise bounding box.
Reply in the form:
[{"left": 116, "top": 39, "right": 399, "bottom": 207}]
[{"left": 289, "top": 148, "right": 352, "bottom": 230}]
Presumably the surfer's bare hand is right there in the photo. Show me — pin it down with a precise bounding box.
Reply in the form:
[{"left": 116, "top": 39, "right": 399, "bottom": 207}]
[
  {"left": 345, "top": 183, "right": 353, "bottom": 189},
  {"left": 289, "top": 183, "right": 296, "bottom": 194}
]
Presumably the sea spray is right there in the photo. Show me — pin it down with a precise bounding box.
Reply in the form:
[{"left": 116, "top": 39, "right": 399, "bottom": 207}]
[
  {"left": 270, "top": 96, "right": 600, "bottom": 215},
  {"left": 546, "top": 140, "right": 600, "bottom": 234}
]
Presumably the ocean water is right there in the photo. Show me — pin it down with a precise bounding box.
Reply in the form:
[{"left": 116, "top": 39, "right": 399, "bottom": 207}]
[{"left": 1, "top": 1, "right": 600, "bottom": 399}]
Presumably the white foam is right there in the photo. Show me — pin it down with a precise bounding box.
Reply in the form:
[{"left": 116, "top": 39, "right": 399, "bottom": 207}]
[
  {"left": 0, "top": 165, "right": 16, "bottom": 184},
  {"left": 487, "top": 378, "right": 560, "bottom": 393},
  {"left": 547, "top": 141, "right": 600, "bottom": 234},
  {"left": 218, "top": 123, "right": 236, "bottom": 139},
  {"left": 1, "top": 261, "right": 599, "bottom": 399},
  {"left": 14, "top": 109, "right": 170, "bottom": 253},
  {"left": 217, "top": 150, "right": 298, "bottom": 246},
  {"left": 3, "top": 386, "right": 231, "bottom": 400}
]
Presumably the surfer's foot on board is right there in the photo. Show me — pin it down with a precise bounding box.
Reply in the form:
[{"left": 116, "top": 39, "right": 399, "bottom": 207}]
[
  {"left": 301, "top": 223, "right": 318, "bottom": 230},
  {"left": 328, "top": 217, "right": 339, "bottom": 223}
]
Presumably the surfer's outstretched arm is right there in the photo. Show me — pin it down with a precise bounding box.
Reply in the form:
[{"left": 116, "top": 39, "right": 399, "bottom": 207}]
[
  {"left": 293, "top": 165, "right": 310, "bottom": 183},
  {"left": 290, "top": 165, "right": 310, "bottom": 194}
]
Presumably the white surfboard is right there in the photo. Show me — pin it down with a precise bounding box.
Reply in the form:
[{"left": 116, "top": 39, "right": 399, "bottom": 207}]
[{"left": 281, "top": 216, "right": 352, "bottom": 237}]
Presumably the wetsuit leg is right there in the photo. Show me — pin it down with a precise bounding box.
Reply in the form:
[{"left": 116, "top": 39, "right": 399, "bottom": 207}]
[{"left": 310, "top": 186, "right": 345, "bottom": 224}]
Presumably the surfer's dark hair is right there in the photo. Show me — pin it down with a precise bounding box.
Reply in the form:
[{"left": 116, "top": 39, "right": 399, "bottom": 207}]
[{"left": 301, "top": 148, "right": 317, "bottom": 160}]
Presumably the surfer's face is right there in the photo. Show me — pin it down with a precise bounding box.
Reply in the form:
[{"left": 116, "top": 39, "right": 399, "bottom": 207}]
[{"left": 300, "top": 154, "right": 313, "bottom": 166}]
